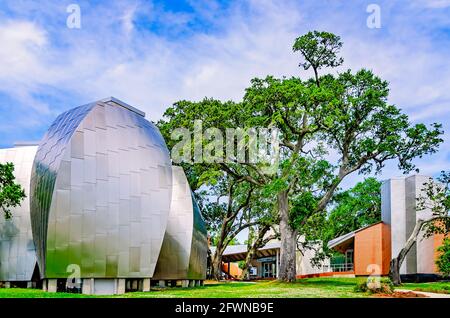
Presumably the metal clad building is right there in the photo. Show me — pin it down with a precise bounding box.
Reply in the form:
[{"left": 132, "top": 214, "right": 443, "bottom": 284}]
[
  {"left": 30, "top": 98, "right": 173, "bottom": 282},
  {"left": 0, "top": 145, "right": 38, "bottom": 282},
  {"left": 153, "top": 166, "right": 207, "bottom": 281},
  {"left": 381, "top": 175, "right": 440, "bottom": 275}
]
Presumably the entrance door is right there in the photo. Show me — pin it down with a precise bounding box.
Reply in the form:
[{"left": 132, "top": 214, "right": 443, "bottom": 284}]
[{"left": 263, "top": 262, "right": 275, "bottom": 278}]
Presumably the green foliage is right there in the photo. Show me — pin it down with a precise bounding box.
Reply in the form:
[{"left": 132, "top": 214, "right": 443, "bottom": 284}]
[
  {"left": 293, "top": 31, "right": 344, "bottom": 73},
  {"left": 354, "top": 277, "right": 394, "bottom": 294},
  {"left": 0, "top": 162, "right": 26, "bottom": 219},
  {"left": 301, "top": 178, "right": 381, "bottom": 266},
  {"left": 327, "top": 178, "right": 382, "bottom": 239},
  {"left": 418, "top": 171, "right": 450, "bottom": 237},
  {"left": 157, "top": 30, "right": 443, "bottom": 279},
  {"left": 436, "top": 238, "right": 450, "bottom": 277}
]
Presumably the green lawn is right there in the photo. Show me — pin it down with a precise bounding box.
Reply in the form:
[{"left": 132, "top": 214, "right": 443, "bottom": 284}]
[
  {"left": 0, "top": 278, "right": 363, "bottom": 298},
  {"left": 401, "top": 281, "right": 450, "bottom": 294},
  {"left": 120, "top": 278, "right": 365, "bottom": 298},
  {"left": 0, "top": 278, "right": 448, "bottom": 298}
]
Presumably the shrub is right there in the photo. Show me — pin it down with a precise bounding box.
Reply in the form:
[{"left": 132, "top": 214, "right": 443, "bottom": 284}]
[
  {"left": 354, "top": 277, "right": 394, "bottom": 294},
  {"left": 436, "top": 238, "right": 450, "bottom": 278}
]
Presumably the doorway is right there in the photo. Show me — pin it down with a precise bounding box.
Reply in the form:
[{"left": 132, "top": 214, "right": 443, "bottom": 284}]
[{"left": 262, "top": 262, "right": 276, "bottom": 278}]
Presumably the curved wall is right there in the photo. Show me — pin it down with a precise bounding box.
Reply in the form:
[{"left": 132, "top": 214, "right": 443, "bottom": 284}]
[
  {"left": 153, "top": 166, "right": 207, "bottom": 280},
  {"left": 0, "top": 146, "right": 38, "bottom": 281},
  {"left": 30, "top": 98, "right": 172, "bottom": 279}
]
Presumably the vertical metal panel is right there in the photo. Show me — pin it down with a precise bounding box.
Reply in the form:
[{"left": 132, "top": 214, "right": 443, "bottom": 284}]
[
  {"left": 187, "top": 193, "right": 208, "bottom": 279},
  {"left": 0, "top": 146, "right": 38, "bottom": 281},
  {"left": 30, "top": 98, "right": 172, "bottom": 279},
  {"left": 153, "top": 166, "right": 208, "bottom": 280}
]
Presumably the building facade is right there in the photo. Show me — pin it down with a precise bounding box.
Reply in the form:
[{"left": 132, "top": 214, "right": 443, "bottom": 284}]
[
  {"left": 329, "top": 175, "right": 444, "bottom": 278},
  {"left": 215, "top": 240, "right": 331, "bottom": 280},
  {"left": 153, "top": 166, "right": 208, "bottom": 286},
  {"left": 29, "top": 97, "right": 174, "bottom": 294},
  {"left": 0, "top": 145, "right": 38, "bottom": 286},
  {"left": 382, "top": 175, "right": 443, "bottom": 276}
]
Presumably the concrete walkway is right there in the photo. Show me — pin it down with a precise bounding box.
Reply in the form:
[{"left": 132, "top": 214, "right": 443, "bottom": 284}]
[{"left": 396, "top": 289, "right": 450, "bottom": 298}]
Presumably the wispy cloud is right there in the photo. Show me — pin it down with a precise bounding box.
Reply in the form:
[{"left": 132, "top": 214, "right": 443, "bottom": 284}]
[{"left": 0, "top": 0, "right": 449, "bottom": 180}]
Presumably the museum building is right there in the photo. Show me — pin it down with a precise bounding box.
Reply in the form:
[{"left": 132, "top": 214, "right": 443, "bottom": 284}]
[{"left": 0, "top": 98, "right": 208, "bottom": 294}]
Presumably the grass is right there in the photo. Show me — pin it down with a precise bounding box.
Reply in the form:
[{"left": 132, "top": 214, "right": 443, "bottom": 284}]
[
  {"left": 0, "top": 278, "right": 364, "bottom": 298},
  {"left": 401, "top": 281, "right": 450, "bottom": 294},
  {"left": 120, "top": 278, "right": 366, "bottom": 298},
  {"left": 0, "top": 288, "right": 93, "bottom": 298},
  {"left": 0, "top": 278, "right": 448, "bottom": 298}
]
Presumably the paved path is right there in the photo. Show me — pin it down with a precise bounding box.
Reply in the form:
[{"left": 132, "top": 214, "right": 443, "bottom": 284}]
[{"left": 396, "top": 289, "right": 450, "bottom": 298}]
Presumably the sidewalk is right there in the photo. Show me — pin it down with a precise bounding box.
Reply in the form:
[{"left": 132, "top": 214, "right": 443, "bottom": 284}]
[{"left": 396, "top": 289, "right": 450, "bottom": 298}]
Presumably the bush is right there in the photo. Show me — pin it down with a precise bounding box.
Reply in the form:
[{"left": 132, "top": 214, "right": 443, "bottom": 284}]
[
  {"left": 436, "top": 238, "right": 450, "bottom": 278},
  {"left": 354, "top": 277, "right": 394, "bottom": 294}
]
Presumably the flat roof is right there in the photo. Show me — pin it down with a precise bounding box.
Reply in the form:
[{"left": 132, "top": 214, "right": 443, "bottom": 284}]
[
  {"left": 327, "top": 231, "right": 356, "bottom": 249},
  {"left": 100, "top": 97, "right": 146, "bottom": 117},
  {"left": 210, "top": 241, "right": 280, "bottom": 262},
  {"left": 13, "top": 142, "right": 40, "bottom": 147},
  {"left": 327, "top": 221, "right": 384, "bottom": 250}
]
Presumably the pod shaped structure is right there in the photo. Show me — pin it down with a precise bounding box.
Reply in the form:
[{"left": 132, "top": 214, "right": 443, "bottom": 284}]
[
  {"left": 0, "top": 145, "right": 38, "bottom": 282},
  {"left": 30, "top": 98, "right": 172, "bottom": 279},
  {"left": 153, "top": 166, "right": 207, "bottom": 280}
]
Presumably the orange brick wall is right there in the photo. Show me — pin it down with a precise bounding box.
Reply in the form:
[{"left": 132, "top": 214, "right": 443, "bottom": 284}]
[
  {"left": 354, "top": 223, "right": 391, "bottom": 276},
  {"left": 222, "top": 262, "right": 242, "bottom": 278},
  {"left": 434, "top": 234, "right": 446, "bottom": 274},
  {"left": 381, "top": 223, "right": 391, "bottom": 275}
]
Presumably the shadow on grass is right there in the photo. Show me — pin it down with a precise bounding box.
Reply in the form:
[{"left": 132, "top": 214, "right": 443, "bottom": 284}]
[{"left": 295, "top": 278, "right": 359, "bottom": 287}]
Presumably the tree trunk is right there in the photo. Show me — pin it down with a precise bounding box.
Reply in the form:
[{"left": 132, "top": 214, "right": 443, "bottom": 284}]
[
  {"left": 211, "top": 251, "right": 223, "bottom": 281},
  {"left": 278, "top": 190, "right": 297, "bottom": 282},
  {"left": 240, "top": 248, "right": 255, "bottom": 281},
  {"left": 239, "top": 225, "right": 271, "bottom": 280},
  {"left": 389, "top": 219, "right": 426, "bottom": 286}
]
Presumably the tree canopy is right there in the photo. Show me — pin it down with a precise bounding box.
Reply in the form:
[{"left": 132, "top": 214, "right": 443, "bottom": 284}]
[
  {"left": 157, "top": 30, "right": 444, "bottom": 282},
  {"left": 0, "top": 162, "right": 26, "bottom": 219}
]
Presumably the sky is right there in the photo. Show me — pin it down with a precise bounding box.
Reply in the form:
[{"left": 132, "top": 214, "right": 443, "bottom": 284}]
[{"left": 0, "top": 0, "right": 450, "bottom": 190}]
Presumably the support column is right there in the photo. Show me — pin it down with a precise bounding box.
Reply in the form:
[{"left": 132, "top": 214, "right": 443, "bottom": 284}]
[
  {"left": 82, "top": 278, "right": 94, "bottom": 295},
  {"left": 27, "top": 281, "right": 33, "bottom": 289},
  {"left": 159, "top": 280, "right": 166, "bottom": 287},
  {"left": 116, "top": 279, "right": 126, "bottom": 294},
  {"left": 47, "top": 279, "right": 57, "bottom": 293},
  {"left": 181, "top": 280, "right": 189, "bottom": 288},
  {"left": 4, "top": 282, "right": 10, "bottom": 288},
  {"left": 276, "top": 249, "right": 280, "bottom": 279},
  {"left": 142, "top": 278, "right": 151, "bottom": 292},
  {"left": 189, "top": 280, "right": 195, "bottom": 287},
  {"left": 195, "top": 280, "right": 201, "bottom": 287}
]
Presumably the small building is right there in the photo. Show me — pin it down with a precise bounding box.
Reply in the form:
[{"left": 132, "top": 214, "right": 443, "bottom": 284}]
[
  {"left": 328, "top": 222, "right": 391, "bottom": 276},
  {"left": 212, "top": 240, "right": 331, "bottom": 280},
  {"left": 328, "top": 175, "right": 445, "bottom": 279}
]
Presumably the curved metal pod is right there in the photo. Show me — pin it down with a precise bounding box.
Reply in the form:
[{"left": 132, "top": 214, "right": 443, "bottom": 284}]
[
  {"left": 0, "top": 145, "right": 38, "bottom": 282},
  {"left": 30, "top": 98, "right": 172, "bottom": 279},
  {"left": 153, "top": 166, "right": 208, "bottom": 280}
]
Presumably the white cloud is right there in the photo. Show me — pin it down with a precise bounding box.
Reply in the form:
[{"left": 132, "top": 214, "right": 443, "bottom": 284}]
[
  {"left": 0, "top": 0, "right": 449, "bottom": 180},
  {"left": 0, "top": 21, "right": 52, "bottom": 113},
  {"left": 413, "top": 0, "right": 450, "bottom": 8}
]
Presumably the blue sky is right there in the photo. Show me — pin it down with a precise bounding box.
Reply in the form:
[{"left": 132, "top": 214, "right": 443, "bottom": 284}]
[{"left": 0, "top": 0, "right": 450, "bottom": 186}]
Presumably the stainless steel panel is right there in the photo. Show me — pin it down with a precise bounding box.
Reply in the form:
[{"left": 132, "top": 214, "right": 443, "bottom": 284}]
[
  {"left": 0, "top": 146, "right": 38, "bottom": 281},
  {"left": 30, "top": 98, "right": 172, "bottom": 279},
  {"left": 153, "top": 166, "right": 208, "bottom": 280}
]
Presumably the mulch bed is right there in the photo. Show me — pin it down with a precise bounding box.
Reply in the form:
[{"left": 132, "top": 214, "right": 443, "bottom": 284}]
[{"left": 374, "top": 291, "right": 427, "bottom": 298}]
